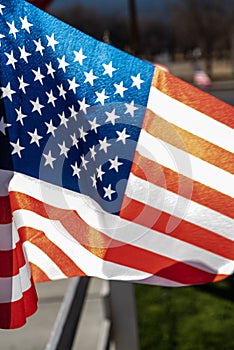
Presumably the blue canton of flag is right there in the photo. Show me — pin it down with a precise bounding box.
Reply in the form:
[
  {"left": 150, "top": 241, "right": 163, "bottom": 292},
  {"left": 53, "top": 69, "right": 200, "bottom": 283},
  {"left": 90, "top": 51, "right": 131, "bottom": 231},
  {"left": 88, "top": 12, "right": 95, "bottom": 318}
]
[{"left": 0, "top": 0, "right": 154, "bottom": 214}]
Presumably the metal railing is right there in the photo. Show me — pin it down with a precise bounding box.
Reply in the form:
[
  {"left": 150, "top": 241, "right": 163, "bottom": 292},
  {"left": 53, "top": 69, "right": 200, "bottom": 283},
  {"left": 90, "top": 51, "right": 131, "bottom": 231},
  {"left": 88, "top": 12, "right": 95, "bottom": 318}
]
[{"left": 46, "top": 277, "right": 140, "bottom": 350}]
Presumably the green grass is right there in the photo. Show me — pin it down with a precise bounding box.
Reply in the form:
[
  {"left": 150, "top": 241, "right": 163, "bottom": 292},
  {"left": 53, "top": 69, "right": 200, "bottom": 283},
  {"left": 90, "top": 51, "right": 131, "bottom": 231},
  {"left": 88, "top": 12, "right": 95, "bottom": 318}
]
[{"left": 135, "top": 278, "right": 234, "bottom": 350}]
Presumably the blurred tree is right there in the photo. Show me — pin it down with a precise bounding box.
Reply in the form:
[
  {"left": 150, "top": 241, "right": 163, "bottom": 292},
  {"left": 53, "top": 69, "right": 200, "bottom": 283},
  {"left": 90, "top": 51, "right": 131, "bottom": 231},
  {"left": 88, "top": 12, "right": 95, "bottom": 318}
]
[
  {"left": 27, "top": 0, "right": 53, "bottom": 9},
  {"left": 49, "top": 3, "right": 130, "bottom": 50},
  {"left": 49, "top": 4, "right": 106, "bottom": 41},
  {"left": 170, "top": 0, "right": 233, "bottom": 76}
]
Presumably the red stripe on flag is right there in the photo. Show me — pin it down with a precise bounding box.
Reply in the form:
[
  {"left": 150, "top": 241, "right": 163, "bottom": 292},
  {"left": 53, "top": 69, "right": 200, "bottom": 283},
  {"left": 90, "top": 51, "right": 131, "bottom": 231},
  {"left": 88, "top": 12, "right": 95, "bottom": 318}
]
[
  {"left": 103, "top": 244, "right": 227, "bottom": 285},
  {"left": 29, "top": 262, "right": 51, "bottom": 283},
  {"left": 120, "top": 196, "right": 234, "bottom": 260},
  {"left": 132, "top": 151, "right": 234, "bottom": 219},
  {"left": 0, "top": 241, "right": 26, "bottom": 277},
  {"left": 0, "top": 195, "right": 12, "bottom": 224},
  {"left": 10, "top": 191, "right": 228, "bottom": 285}
]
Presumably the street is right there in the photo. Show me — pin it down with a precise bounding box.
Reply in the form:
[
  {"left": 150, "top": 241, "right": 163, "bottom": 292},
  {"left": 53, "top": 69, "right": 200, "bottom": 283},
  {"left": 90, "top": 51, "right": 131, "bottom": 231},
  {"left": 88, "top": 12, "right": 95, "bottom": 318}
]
[
  {"left": 210, "top": 88, "right": 234, "bottom": 106},
  {"left": 208, "top": 80, "right": 234, "bottom": 106}
]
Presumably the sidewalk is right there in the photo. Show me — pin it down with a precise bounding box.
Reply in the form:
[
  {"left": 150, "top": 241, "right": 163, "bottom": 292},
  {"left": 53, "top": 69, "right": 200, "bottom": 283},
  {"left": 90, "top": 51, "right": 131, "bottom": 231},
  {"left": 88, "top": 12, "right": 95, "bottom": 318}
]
[
  {"left": 167, "top": 59, "right": 234, "bottom": 83},
  {"left": 209, "top": 79, "right": 234, "bottom": 91}
]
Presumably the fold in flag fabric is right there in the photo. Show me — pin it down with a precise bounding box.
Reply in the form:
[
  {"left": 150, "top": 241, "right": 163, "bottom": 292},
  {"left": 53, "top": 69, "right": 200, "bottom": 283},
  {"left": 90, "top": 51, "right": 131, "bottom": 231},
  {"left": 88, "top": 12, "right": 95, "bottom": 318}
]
[{"left": 0, "top": 0, "right": 233, "bottom": 329}]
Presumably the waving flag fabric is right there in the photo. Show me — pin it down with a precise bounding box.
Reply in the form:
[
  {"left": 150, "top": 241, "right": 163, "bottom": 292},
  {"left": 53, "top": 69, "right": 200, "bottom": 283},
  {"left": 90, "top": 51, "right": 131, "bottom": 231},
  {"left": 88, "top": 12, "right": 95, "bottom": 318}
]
[{"left": 0, "top": 0, "right": 233, "bottom": 329}]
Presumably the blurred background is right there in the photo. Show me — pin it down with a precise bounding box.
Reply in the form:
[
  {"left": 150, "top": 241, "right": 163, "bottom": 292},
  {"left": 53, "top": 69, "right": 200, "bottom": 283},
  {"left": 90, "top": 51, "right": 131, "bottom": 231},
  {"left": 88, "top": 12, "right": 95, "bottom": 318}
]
[
  {"left": 1, "top": 1, "right": 233, "bottom": 349},
  {"left": 46, "top": 0, "right": 234, "bottom": 85}
]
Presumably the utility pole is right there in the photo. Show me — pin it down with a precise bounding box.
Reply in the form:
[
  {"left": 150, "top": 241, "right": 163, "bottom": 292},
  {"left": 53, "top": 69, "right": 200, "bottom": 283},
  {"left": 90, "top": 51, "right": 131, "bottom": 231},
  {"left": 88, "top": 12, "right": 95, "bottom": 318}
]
[
  {"left": 128, "top": 0, "right": 140, "bottom": 55},
  {"left": 231, "top": 33, "right": 234, "bottom": 78}
]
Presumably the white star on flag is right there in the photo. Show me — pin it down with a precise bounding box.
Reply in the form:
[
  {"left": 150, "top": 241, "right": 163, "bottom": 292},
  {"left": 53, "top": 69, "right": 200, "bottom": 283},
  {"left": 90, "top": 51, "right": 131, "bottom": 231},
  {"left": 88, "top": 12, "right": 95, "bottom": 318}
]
[
  {"left": 116, "top": 128, "right": 130, "bottom": 144},
  {"left": 90, "top": 174, "right": 97, "bottom": 189},
  {"left": 33, "top": 38, "right": 45, "bottom": 55},
  {"left": 58, "top": 141, "right": 69, "bottom": 158},
  {"left": 30, "top": 97, "right": 44, "bottom": 115},
  {"left": 0, "top": 117, "right": 11, "bottom": 135},
  {"left": 46, "top": 62, "right": 56, "bottom": 78},
  {"left": 18, "top": 76, "right": 29, "bottom": 94},
  {"left": 70, "top": 133, "right": 79, "bottom": 148},
  {"left": 69, "top": 105, "right": 78, "bottom": 119},
  {"left": 7, "top": 21, "right": 18, "bottom": 39},
  {"left": 84, "top": 69, "right": 98, "bottom": 86},
  {"left": 68, "top": 77, "right": 79, "bottom": 94},
  {"left": 79, "top": 126, "right": 88, "bottom": 142},
  {"left": 95, "top": 89, "right": 109, "bottom": 105},
  {"left": 88, "top": 117, "right": 100, "bottom": 133},
  {"left": 80, "top": 154, "right": 89, "bottom": 170},
  {"left": 57, "top": 83, "right": 67, "bottom": 99},
  {"left": 32, "top": 67, "right": 45, "bottom": 85},
  {"left": 71, "top": 162, "right": 81, "bottom": 178},
  {"left": 46, "top": 90, "right": 57, "bottom": 107},
  {"left": 10, "top": 139, "right": 25, "bottom": 158},
  {"left": 78, "top": 98, "right": 90, "bottom": 114},
  {"left": 96, "top": 165, "right": 105, "bottom": 180},
  {"left": 105, "top": 109, "right": 120, "bottom": 125},
  {"left": 58, "top": 112, "right": 68, "bottom": 128},
  {"left": 43, "top": 150, "right": 56, "bottom": 168},
  {"left": 45, "top": 119, "right": 57, "bottom": 137},
  {"left": 0, "top": 33, "right": 5, "bottom": 47},
  {"left": 15, "top": 106, "right": 27, "bottom": 125},
  {"left": 19, "top": 46, "right": 31, "bottom": 63},
  {"left": 46, "top": 33, "right": 59, "bottom": 51},
  {"left": 28, "top": 128, "right": 43, "bottom": 147},
  {"left": 73, "top": 48, "right": 87, "bottom": 65},
  {"left": 1, "top": 82, "right": 16, "bottom": 101},
  {"left": 131, "top": 73, "right": 144, "bottom": 89},
  {"left": 114, "top": 81, "right": 128, "bottom": 97},
  {"left": 20, "top": 16, "right": 33, "bottom": 33},
  {"left": 103, "top": 184, "right": 116, "bottom": 200},
  {"left": 5, "top": 50, "right": 17, "bottom": 69},
  {"left": 0, "top": 4, "right": 5, "bottom": 15},
  {"left": 99, "top": 137, "right": 111, "bottom": 153},
  {"left": 89, "top": 145, "right": 97, "bottom": 160},
  {"left": 57, "top": 55, "right": 69, "bottom": 72},
  {"left": 102, "top": 61, "right": 117, "bottom": 77},
  {"left": 125, "top": 100, "right": 138, "bottom": 117},
  {"left": 109, "top": 156, "right": 123, "bottom": 172}
]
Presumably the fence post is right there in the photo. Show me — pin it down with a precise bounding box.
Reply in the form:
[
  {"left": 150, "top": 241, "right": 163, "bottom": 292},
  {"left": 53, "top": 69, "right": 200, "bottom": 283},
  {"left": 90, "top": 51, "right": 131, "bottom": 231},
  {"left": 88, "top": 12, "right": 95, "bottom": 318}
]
[{"left": 109, "top": 281, "right": 140, "bottom": 350}]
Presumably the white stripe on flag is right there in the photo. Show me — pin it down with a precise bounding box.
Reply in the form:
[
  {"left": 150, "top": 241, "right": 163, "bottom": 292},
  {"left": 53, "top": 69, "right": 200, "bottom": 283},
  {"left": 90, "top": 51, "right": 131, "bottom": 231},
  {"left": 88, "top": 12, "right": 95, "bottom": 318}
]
[
  {"left": 0, "top": 223, "right": 19, "bottom": 250},
  {"left": 23, "top": 241, "right": 67, "bottom": 280},
  {"left": 0, "top": 170, "right": 14, "bottom": 196},
  {"left": 14, "top": 210, "right": 153, "bottom": 281},
  {"left": 137, "top": 129, "right": 234, "bottom": 198},
  {"left": 148, "top": 87, "right": 234, "bottom": 153},
  {"left": 126, "top": 173, "right": 234, "bottom": 241},
  {"left": 0, "top": 264, "right": 31, "bottom": 303},
  {"left": 10, "top": 172, "right": 234, "bottom": 239}
]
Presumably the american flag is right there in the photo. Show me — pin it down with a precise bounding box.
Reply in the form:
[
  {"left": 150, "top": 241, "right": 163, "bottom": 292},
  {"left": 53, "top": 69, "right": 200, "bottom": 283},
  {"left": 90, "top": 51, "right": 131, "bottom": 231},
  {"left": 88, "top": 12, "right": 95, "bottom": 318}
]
[{"left": 0, "top": 0, "right": 233, "bottom": 329}]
